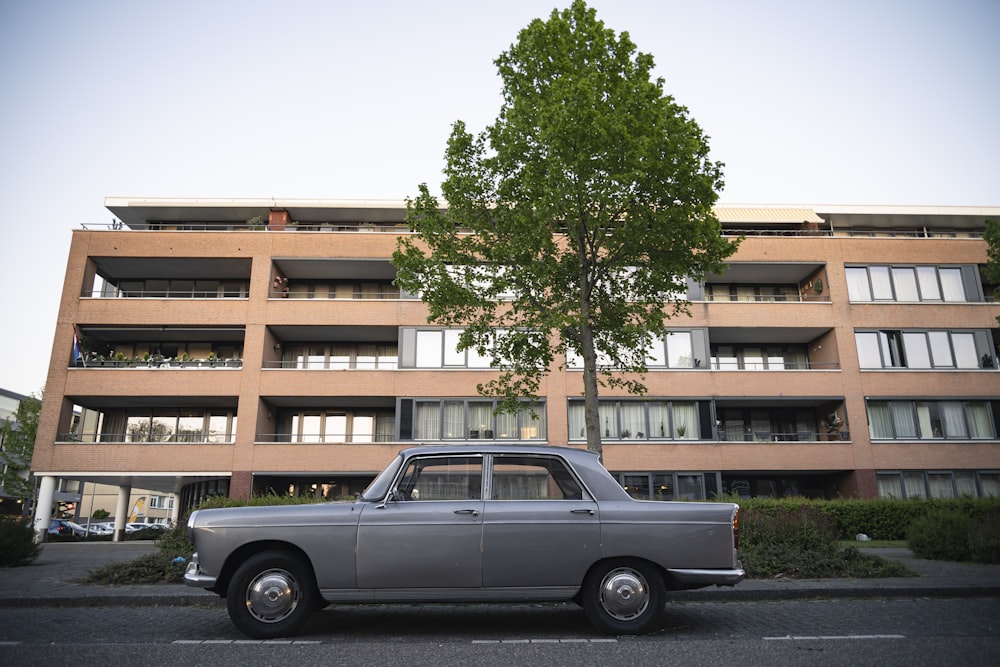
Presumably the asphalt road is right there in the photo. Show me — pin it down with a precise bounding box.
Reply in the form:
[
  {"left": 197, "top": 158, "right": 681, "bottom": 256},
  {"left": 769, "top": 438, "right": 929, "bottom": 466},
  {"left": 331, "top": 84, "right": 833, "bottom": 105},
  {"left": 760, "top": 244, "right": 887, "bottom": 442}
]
[{"left": 1, "top": 597, "right": 998, "bottom": 666}]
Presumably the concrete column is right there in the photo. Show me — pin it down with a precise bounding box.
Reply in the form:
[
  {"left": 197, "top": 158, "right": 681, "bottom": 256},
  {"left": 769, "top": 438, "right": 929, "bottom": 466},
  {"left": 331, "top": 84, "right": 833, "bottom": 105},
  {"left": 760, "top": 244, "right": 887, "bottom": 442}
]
[
  {"left": 33, "top": 476, "right": 56, "bottom": 543},
  {"left": 113, "top": 485, "right": 131, "bottom": 542}
]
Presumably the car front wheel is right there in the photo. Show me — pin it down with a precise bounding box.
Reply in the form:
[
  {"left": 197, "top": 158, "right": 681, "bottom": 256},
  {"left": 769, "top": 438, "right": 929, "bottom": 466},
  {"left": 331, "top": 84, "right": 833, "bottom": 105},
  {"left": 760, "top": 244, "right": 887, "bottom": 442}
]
[
  {"left": 582, "top": 559, "right": 665, "bottom": 635},
  {"left": 226, "top": 550, "right": 317, "bottom": 639}
]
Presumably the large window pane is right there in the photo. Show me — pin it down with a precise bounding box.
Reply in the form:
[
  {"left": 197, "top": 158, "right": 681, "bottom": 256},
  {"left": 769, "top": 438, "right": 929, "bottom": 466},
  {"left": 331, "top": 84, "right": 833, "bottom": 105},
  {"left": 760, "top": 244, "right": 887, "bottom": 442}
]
[
  {"left": 902, "top": 472, "right": 927, "bottom": 498},
  {"left": 518, "top": 404, "right": 546, "bottom": 440},
  {"left": 877, "top": 474, "right": 903, "bottom": 499},
  {"left": 955, "top": 472, "right": 978, "bottom": 498},
  {"left": 966, "top": 402, "right": 994, "bottom": 438},
  {"left": 916, "top": 266, "right": 941, "bottom": 300},
  {"left": 952, "top": 333, "right": 979, "bottom": 368},
  {"left": 414, "top": 402, "right": 440, "bottom": 439},
  {"left": 846, "top": 267, "right": 872, "bottom": 301},
  {"left": 599, "top": 403, "right": 618, "bottom": 439},
  {"left": 648, "top": 401, "right": 670, "bottom": 439},
  {"left": 941, "top": 402, "right": 968, "bottom": 438},
  {"left": 869, "top": 266, "right": 894, "bottom": 300},
  {"left": 855, "top": 332, "right": 883, "bottom": 368},
  {"left": 939, "top": 268, "right": 966, "bottom": 301},
  {"left": 902, "top": 332, "right": 931, "bottom": 368},
  {"left": 443, "top": 330, "right": 465, "bottom": 366},
  {"left": 868, "top": 403, "right": 893, "bottom": 438},
  {"left": 442, "top": 401, "right": 465, "bottom": 439},
  {"left": 673, "top": 403, "right": 698, "bottom": 439},
  {"left": 927, "top": 331, "right": 954, "bottom": 367},
  {"left": 619, "top": 403, "right": 645, "bottom": 439},
  {"left": 891, "top": 403, "right": 917, "bottom": 438},
  {"left": 666, "top": 331, "right": 693, "bottom": 368},
  {"left": 415, "top": 331, "right": 443, "bottom": 367},
  {"left": 927, "top": 473, "right": 954, "bottom": 499},
  {"left": 568, "top": 403, "right": 586, "bottom": 439},
  {"left": 891, "top": 267, "right": 919, "bottom": 301},
  {"left": 916, "top": 402, "right": 942, "bottom": 438},
  {"left": 468, "top": 402, "right": 494, "bottom": 439}
]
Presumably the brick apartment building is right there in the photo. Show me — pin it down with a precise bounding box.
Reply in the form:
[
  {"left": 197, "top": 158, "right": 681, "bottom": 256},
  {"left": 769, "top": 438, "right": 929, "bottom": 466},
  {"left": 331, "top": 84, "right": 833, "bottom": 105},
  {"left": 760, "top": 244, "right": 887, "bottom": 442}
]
[{"left": 29, "top": 198, "right": 1000, "bottom": 536}]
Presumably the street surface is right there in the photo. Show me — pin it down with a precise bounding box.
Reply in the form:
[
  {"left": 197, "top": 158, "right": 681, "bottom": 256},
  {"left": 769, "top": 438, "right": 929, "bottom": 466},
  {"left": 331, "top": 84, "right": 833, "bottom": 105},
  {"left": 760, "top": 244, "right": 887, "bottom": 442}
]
[{"left": 1, "top": 597, "right": 997, "bottom": 666}]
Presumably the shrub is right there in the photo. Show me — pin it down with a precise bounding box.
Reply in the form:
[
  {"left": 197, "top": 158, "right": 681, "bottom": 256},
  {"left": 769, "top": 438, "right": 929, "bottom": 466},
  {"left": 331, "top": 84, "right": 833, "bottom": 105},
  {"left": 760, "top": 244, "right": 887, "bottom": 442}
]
[
  {"left": 0, "top": 518, "right": 40, "bottom": 567},
  {"left": 967, "top": 510, "right": 1000, "bottom": 565},
  {"left": 907, "top": 511, "right": 972, "bottom": 562},
  {"left": 739, "top": 506, "right": 911, "bottom": 579}
]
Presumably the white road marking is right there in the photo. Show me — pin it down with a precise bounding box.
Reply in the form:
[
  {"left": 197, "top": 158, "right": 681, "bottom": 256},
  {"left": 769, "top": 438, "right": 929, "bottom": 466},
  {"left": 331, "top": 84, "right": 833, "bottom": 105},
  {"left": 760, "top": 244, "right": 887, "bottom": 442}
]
[{"left": 764, "top": 634, "right": 906, "bottom": 641}]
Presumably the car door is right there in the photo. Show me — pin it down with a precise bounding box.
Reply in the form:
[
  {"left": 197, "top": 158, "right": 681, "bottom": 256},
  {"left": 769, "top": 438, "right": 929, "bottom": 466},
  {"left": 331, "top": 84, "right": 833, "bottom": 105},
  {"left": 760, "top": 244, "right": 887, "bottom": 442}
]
[
  {"left": 356, "top": 454, "right": 484, "bottom": 589},
  {"left": 481, "top": 454, "right": 601, "bottom": 588}
]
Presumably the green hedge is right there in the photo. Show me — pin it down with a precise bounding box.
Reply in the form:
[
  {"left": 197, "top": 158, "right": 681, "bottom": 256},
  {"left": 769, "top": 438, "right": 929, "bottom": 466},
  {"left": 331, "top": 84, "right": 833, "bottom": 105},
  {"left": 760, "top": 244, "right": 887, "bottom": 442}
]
[{"left": 731, "top": 497, "right": 1000, "bottom": 541}]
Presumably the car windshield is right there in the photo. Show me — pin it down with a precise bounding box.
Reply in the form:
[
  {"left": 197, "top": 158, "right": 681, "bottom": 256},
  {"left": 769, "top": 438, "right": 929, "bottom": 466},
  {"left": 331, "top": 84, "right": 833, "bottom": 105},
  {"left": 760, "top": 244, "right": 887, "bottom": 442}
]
[{"left": 359, "top": 453, "right": 404, "bottom": 501}]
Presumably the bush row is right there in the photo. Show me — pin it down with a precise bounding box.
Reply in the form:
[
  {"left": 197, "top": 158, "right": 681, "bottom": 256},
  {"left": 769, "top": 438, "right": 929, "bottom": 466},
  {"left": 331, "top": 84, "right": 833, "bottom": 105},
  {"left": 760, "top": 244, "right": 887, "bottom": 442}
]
[
  {"left": 906, "top": 509, "right": 1000, "bottom": 564},
  {"left": 732, "top": 496, "right": 1000, "bottom": 541}
]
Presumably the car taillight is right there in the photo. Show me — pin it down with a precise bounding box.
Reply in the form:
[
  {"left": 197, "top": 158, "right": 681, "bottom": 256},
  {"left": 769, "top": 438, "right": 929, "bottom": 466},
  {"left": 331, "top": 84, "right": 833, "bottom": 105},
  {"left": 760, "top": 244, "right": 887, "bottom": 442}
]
[{"left": 732, "top": 508, "right": 740, "bottom": 550}]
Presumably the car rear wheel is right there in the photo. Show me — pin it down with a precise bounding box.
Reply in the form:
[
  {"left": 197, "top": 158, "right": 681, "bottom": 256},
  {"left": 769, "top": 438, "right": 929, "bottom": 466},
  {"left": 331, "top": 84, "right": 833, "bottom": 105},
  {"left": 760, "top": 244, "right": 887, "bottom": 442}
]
[
  {"left": 226, "top": 550, "right": 317, "bottom": 639},
  {"left": 582, "top": 559, "right": 665, "bottom": 635}
]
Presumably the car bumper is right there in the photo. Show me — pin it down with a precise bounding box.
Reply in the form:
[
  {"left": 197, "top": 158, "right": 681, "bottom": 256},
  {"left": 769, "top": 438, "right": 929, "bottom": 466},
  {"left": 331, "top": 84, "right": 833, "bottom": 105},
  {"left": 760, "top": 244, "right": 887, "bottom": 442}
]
[
  {"left": 183, "top": 554, "right": 218, "bottom": 589},
  {"left": 666, "top": 563, "right": 746, "bottom": 587}
]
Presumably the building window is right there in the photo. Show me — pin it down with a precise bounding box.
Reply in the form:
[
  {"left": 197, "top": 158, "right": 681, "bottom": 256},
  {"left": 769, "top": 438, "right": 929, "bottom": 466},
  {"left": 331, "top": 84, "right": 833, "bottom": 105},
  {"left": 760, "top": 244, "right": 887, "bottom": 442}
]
[
  {"left": 846, "top": 265, "right": 977, "bottom": 303},
  {"left": 408, "top": 399, "right": 545, "bottom": 441},
  {"left": 867, "top": 400, "right": 997, "bottom": 440},
  {"left": 855, "top": 330, "right": 995, "bottom": 369},
  {"left": 568, "top": 400, "right": 702, "bottom": 440},
  {"left": 877, "top": 471, "right": 1000, "bottom": 499},
  {"left": 568, "top": 330, "right": 702, "bottom": 369},
  {"left": 278, "top": 409, "right": 394, "bottom": 443},
  {"left": 710, "top": 344, "right": 808, "bottom": 370},
  {"left": 615, "top": 471, "right": 711, "bottom": 500},
  {"left": 283, "top": 344, "right": 397, "bottom": 369}
]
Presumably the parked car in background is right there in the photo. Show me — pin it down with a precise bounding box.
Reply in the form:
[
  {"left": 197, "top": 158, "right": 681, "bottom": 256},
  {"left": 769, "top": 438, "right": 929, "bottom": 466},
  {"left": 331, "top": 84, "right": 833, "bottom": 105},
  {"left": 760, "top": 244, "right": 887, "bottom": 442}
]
[
  {"left": 48, "top": 519, "right": 87, "bottom": 537},
  {"left": 185, "top": 445, "right": 743, "bottom": 639}
]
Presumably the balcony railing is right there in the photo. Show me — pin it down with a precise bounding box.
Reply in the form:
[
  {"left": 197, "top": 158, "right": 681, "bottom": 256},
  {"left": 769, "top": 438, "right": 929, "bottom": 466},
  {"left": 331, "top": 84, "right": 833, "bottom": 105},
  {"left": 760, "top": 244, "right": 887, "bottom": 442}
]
[
  {"left": 75, "top": 357, "right": 243, "bottom": 369},
  {"left": 256, "top": 433, "right": 396, "bottom": 444},
  {"left": 59, "top": 432, "right": 235, "bottom": 444}
]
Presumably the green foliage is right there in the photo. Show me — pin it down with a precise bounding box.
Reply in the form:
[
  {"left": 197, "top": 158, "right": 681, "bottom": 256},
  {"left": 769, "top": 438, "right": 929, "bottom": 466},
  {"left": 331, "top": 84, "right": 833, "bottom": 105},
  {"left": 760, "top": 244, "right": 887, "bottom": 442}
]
[
  {"left": 732, "top": 496, "right": 1000, "bottom": 541},
  {"left": 738, "top": 507, "right": 911, "bottom": 579},
  {"left": 393, "top": 1, "right": 739, "bottom": 453},
  {"left": 907, "top": 511, "right": 973, "bottom": 562},
  {"left": 968, "top": 510, "right": 1000, "bottom": 564},
  {"left": 0, "top": 393, "right": 41, "bottom": 499},
  {"left": 907, "top": 508, "right": 1000, "bottom": 564},
  {"left": 92, "top": 509, "right": 110, "bottom": 520},
  {"left": 0, "top": 517, "right": 40, "bottom": 567}
]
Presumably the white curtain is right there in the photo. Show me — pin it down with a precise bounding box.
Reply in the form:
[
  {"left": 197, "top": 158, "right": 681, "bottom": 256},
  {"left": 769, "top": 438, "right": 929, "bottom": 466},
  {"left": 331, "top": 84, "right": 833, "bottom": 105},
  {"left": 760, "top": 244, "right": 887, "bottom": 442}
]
[
  {"left": 620, "top": 403, "right": 645, "bottom": 439},
  {"left": 648, "top": 402, "right": 669, "bottom": 439},
  {"left": 877, "top": 475, "right": 903, "bottom": 499},
  {"left": 941, "top": 402, "right": 968, "bottom": 438},
  {"left": 868, "top": 402, "right": 893, "bottom": 439},
  {"left": 902, "top": 472, "right": 926, "bottom": 498},
  {"left": 966, "top": 402, "right": 993, "bottom": 438},
  {"left": 891, "top": 403, "right": 917, "bottom": 438},
  {"left": 568, "top": 403, "right": 586, "bottom": 439},
  {"left": 414, "top": 402, "right": 440, "bottom": 439},
  {"left": 955, "top": 472, "right": 978, "bottom": 498},
  {"left": 673, "top": 403, "right": 698, "bottom": 439},
  {"left": 599, "top": 403, "right": 618, "bottom": 439},
  {"left": 442, "top": 401, "right": 464, "bottom": 438}
]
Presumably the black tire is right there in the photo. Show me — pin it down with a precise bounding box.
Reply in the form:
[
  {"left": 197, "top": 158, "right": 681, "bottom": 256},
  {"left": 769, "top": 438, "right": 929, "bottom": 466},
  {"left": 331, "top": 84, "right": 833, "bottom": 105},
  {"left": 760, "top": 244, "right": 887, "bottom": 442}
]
[
  {"left": 226, "top": 550, "right": 317, "bottom": 639},
  {"left": 581, "top": 559, "right": 665, "bottom": 635}
]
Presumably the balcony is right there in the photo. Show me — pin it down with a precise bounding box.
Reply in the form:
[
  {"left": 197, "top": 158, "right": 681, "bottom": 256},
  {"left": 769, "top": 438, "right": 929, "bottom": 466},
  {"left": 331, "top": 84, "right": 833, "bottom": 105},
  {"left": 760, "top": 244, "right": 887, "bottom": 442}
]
[{"left": 72, "top": 326, "right": 244, "bottom": 370}]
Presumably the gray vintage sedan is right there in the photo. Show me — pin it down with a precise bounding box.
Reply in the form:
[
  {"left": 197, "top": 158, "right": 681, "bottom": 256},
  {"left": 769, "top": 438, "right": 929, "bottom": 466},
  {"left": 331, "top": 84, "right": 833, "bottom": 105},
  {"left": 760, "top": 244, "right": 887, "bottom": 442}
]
[{"left": 185, "top": 445, "right": 743, "bottom": 638}]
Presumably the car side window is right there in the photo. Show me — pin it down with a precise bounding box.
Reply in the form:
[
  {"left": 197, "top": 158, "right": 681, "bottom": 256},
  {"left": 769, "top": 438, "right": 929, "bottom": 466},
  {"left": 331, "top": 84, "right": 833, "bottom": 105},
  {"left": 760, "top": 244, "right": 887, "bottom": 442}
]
[
  {"left": 490, "top": 456, "right": 584, "bottom": 500},
  {"left": 396, "top": 456, "right": 483, "bottom": 501}
]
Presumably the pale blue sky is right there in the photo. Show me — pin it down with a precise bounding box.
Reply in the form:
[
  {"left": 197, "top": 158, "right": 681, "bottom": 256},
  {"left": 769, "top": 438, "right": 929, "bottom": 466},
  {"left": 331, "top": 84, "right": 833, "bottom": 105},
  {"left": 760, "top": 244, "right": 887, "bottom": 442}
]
[{"left": 1, "top": 0, "right": 997, "bottom": 395}]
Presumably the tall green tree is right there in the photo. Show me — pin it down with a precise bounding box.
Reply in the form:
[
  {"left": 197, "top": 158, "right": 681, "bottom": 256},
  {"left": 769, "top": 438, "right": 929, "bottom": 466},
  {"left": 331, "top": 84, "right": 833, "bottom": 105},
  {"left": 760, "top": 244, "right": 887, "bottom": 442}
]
[
  {"left": 393, "top": 1, "right": 739, "bottom": 454},
  {"left": 0, "top": 393, "right": 40, "bottom": 500},
  {"left": 984, "top": 219, "right": 1000, "bottom": 326}
]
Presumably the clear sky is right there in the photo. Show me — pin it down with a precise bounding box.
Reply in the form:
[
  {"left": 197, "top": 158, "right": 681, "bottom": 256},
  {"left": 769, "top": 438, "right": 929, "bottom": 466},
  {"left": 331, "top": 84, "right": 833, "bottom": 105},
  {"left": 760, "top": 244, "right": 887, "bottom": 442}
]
[{"left": 0, "top": 0, "right": 997, "bottom": 396}]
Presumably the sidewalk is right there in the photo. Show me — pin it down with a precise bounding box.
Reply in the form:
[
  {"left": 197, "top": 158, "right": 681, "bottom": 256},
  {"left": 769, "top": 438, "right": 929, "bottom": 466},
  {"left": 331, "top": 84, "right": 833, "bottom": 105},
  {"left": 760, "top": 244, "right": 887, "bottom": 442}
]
[{"left": 0, "top": 542, "right": 998, "bottom": 608}]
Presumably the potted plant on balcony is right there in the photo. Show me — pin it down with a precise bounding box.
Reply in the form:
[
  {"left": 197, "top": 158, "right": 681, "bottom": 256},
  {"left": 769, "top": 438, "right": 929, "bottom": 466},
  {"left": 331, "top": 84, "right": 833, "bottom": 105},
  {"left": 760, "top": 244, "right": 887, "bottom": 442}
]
[{"left": 824, "top": 412, "right": 845, "bottom": 441}]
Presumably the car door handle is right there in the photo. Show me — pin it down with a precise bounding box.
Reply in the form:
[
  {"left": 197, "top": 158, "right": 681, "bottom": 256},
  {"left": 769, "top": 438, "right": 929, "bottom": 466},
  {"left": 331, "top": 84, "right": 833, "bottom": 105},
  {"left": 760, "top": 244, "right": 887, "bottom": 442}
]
[
  {"left": 454, "top": 509, "right": 480, "bottom": 517},
  {"left": 571, "top": 508, "right": 595, "bottom": 515}
]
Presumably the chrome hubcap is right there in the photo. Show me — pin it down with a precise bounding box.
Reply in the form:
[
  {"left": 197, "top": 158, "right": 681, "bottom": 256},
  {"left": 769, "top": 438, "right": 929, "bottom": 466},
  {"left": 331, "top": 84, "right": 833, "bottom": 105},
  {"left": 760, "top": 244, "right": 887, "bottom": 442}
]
[
  {"left": 245, "top": 568, "right": 300, "bottom": 623},
  {"left": 599, "top": 567, "right": 649, "bottom": 621}
]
